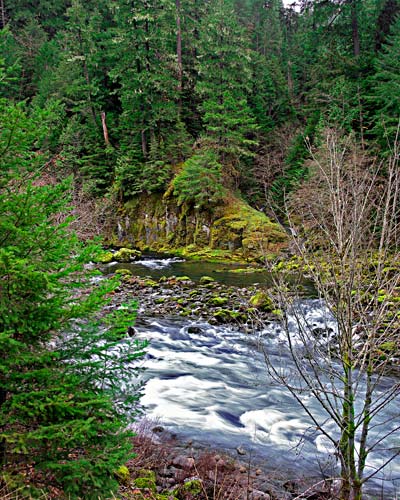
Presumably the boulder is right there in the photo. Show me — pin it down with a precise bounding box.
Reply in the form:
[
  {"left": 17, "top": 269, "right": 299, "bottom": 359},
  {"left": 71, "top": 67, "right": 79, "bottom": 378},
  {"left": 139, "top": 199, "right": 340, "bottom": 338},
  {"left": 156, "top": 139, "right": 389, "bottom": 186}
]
[
  {"left": 249, "top": 291, "right": 274, "bottom": 312},
  {"left": 114, "top": 247, "right": 142, "bottom": 262}
]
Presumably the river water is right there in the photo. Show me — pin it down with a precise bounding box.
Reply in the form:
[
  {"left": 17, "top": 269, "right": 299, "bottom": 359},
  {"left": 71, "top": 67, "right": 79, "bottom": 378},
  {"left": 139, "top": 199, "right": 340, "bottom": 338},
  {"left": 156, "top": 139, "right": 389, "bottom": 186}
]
[{"left": 120, "top": 256, "right": 400, "bottom": 498}]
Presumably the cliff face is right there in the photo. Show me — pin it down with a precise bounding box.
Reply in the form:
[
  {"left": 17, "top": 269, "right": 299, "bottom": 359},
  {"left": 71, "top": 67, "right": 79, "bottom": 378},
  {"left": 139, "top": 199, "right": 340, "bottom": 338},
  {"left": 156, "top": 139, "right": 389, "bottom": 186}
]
[{"left": 109, "top": 193, "right": 286, "bottom": 261}]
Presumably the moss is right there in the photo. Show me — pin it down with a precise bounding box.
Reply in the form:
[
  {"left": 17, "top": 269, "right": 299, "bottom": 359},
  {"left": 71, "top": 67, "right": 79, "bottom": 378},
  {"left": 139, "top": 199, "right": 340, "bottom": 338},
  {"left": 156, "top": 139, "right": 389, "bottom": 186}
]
[
  {"left": 144, "top": 279, "right": 159, "bottom": 287},
  {"left": 208, "top": 296, "right": 229, "bottom": 306},
  {"left": 114, "top": 465, "right": 130, "bottom": 485},
  {"left": 249, "top": 292, "right": 274, "bottom": 312},
  {"left": 115, "top": 268, "right": 133, "bottom": 276},
  {"left": 114, "top": 248, "right": 142, "bottom": 262},
  {"left": 227, "top": 267, "right": 264, "bottom": 274},
  {"left": 97, "top": 251, "right": 114, "bottom": 264},
  {"left": 116, "top": 192, "right": 286, "bottom": 262},
  {"left": 379, "top": 341, "right": 396, "bottom": 352},
  {"left": 212, "top": 309, "right": 244, "bottom": 323},
  {"left": 176, "top": 479, "right": 202, "bottom": 497},
  {"left": 175, "top": 276, "right": 191, "bottom": 282},
  {"left": 133, "top": 469, "right": 157, "bottom": 492},
  {"left": 199, "top": 275, "right": 215, "bottom": 284}
]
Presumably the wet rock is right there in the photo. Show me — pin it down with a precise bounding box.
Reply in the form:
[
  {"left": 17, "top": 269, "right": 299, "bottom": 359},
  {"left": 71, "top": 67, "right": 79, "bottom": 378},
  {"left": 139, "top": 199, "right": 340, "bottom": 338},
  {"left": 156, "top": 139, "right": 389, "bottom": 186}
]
[
  {"left": 152, "top": 425, "right": 165, "bottom": 433},
  {"left": 127, "top": 326, "right": 137, "bottom": 336},
  {"left": 115, "top": 268, "right": 133, "bottom": 276},
  {"left": 236, "top": 446, "right": 246, "bottom": 456},
  {"left": 187, "top": 326, "right": 203, "bottom": 334}
]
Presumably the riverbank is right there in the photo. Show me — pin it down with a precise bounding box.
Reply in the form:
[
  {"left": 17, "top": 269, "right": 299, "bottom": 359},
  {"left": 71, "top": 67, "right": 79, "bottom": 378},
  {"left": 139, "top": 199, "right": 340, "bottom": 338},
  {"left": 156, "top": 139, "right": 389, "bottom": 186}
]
[{"left": 116, "top": 421, "right": 336, "bottom": 500}]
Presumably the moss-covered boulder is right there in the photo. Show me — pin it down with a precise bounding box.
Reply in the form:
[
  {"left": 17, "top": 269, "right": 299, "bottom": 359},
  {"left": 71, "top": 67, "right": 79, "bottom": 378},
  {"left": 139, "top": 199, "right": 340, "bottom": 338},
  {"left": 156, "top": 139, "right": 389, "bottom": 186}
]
[
  {"left": 97, "top": 251, "right": 114, "bottom": 264},
  {"left": 200, "top": 275, "right": 215, "bottom": 284},
  {"left": 249, "top": 291, "right": 274, "bottom": 312},
  {"left": 175, "top": 276, "right": 192, "bottom": 282},
  {"left": 114, "top": 248, "right": 142, "bottom": 262}
]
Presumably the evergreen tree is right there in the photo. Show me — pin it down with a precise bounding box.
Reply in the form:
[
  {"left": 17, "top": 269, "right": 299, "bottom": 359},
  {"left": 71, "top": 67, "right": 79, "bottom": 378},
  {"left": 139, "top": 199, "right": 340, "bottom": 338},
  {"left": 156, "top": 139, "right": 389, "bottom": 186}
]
[
  {"left": 0, "top": 78, "right": 144, "bottom": 498},
  {"left": 196, "top": 0, "right": 258, "bottom": 177},
  {"left": 369, "top": 17, "right": 400, "bottom": 148}
]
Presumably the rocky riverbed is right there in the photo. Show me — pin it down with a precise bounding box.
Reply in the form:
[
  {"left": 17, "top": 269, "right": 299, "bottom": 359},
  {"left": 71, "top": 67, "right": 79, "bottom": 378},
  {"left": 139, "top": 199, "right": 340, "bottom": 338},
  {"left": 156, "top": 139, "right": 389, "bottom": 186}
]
[{"left": 110, "top": 273, "right": 281, "bottom": 331}]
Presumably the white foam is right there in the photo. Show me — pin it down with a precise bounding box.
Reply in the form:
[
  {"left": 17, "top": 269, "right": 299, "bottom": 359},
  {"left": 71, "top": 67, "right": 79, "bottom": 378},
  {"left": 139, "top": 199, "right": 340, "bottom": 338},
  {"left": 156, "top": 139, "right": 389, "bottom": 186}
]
[{"left": 135, "top": 257, "right": 185, "bottom": 269}]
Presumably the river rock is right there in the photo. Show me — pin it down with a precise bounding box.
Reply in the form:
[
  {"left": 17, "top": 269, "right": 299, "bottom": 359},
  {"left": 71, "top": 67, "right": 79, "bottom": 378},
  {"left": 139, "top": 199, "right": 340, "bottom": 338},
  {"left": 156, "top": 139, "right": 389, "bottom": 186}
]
[
  {"left": 249, "top": 291, "right": 274, "bottom": 312},
  {"left": 187, "top": 326, "right": 203, "bottom": 334},
  {"left": 200, "top": 276, "right": 215, "bottom": 284},
  {"left": 114, "top": 247, "right": 142, "bottom": 262}
]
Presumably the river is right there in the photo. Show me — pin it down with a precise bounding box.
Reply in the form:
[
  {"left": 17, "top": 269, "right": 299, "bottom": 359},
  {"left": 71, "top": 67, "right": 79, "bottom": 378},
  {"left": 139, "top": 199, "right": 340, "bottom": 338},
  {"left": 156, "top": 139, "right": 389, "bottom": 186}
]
[{"left": 114, "top": 255, "right": 400, "bottom": 498}]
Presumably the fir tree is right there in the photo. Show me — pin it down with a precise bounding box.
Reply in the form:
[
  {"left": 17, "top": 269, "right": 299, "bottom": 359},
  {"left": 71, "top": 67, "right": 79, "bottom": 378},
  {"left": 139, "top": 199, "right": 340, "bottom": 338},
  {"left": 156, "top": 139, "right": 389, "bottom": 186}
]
[{"left": 0, "top": 76, "right": 145, "bottom": 498}]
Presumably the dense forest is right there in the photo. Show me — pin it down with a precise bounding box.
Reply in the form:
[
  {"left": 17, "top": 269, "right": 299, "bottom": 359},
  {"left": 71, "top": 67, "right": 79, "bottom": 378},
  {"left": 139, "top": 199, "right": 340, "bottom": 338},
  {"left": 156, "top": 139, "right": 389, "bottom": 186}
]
[
  {"left": 1, "top": 0, "right": 400, "bottom": 498},
  {"left": 2, "top": 0, "right": 400, "bottom": 213}
]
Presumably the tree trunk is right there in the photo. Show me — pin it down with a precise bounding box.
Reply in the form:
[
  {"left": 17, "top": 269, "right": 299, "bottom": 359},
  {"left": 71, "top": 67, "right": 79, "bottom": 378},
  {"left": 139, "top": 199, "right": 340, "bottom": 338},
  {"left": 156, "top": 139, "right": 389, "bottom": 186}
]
[
  {"left": 351, "top": 0, "right": 360, "bottom": 57},
  {"left": 176, "top": 0, "right": 183, "bottom": 102},
  {"left": 0, "top": 388, "right": 7, "bottom": 465},
  {"left": 0, "top": 0, "right": 6, "bottom": 29},
  {"left": 101, "top": 112, "right": 111, "bottom": 147},
  {"left": 141, "top": 129, "right": 148, "bottom": 158}
]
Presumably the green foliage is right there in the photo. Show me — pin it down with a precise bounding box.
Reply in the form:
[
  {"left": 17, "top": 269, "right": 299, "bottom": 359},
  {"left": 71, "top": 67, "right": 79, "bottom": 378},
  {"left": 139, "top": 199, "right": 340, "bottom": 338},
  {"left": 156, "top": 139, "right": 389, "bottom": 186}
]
[
  {"left": 115, "top": 154, "right": 172, "bottom": 199},
  {"left": 369, "top": 17, "right": 400, "bottom": 148},
  {"left": 172, "top": 151, "right": 226, "bottom": 209},
  {"left": 0, "top": 92, "right": 145, "bottom": 498}
]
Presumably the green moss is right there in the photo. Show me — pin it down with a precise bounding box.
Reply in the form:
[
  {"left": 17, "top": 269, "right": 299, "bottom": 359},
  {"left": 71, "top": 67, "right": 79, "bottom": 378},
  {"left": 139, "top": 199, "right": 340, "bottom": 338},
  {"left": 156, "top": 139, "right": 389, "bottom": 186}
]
[
  {"left": 133, "top": 469, "right": 157, "bottom": 492},
  {"left": 199, "top": 275, "right": 215, "bottom": 284},
  {"left": 379, "top": 341, "right": 396, "bottom": 352},
  {"left": 115, "top": 192, "right": 286, "bottom": 262},
  {"left": 144, "top": 279, "right": 159, "bottom": 287},
  {"left": 114, "top": 465, "right": 130, "bottom": 485},
  {"left": 249, "top": 292, "right": 274, "bottom": 312},
  {"left": 115, "top": 268, "right": 133, "bottom": 276},
  {"left": 212, "top": 309, "right": 244, "bottom": 322},
  {"left": 97, "top": 251, "right": 114, "bottom": 264},
  {"left": 114, "top": 248, "right": 142, "bottom": 262},
  {"left": 176, "top": 479, "right": 202, "bottom": 497},
  {"left": 175, "top": 276, "right": 191, "bottom": 282},
  {"left": 208, "top": 296, "right": 229, "bottom": 306}
]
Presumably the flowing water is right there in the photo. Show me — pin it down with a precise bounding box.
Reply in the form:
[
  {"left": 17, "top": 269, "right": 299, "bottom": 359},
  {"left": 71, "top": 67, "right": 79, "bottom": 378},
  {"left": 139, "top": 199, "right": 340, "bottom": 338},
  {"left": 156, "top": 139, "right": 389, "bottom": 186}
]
[{"left": 120, "top": 256, "right": 400, "bottom": 498}]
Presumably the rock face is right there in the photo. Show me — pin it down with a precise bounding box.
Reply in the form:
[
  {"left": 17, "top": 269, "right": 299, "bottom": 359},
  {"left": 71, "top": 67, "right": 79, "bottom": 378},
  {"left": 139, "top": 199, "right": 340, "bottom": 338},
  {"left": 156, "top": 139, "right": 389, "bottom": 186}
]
[{"left": 108, "top": 193, "right": 286, "bottom": 261}]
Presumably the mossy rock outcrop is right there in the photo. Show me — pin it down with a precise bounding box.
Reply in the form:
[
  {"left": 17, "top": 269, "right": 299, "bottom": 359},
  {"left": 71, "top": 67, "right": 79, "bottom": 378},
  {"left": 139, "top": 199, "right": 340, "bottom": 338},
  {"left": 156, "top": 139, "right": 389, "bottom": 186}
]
[
  {"left": 107, "top": 193, "right": 286, "bottom": 262},
  {"left": 114, "top": 248, "right": 142, "bottom": 262}
]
